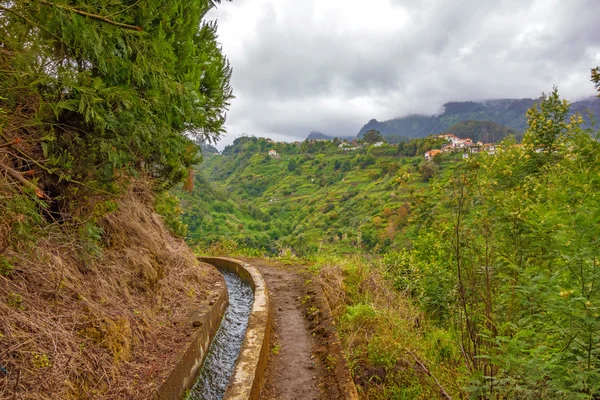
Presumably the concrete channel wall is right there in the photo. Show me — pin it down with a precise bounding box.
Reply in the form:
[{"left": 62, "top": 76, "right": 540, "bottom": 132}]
[
  {"left": 156, "top": 271, "right": 229, "bottom": 400},
  {"left": 199, "top": 257, "right": 271, "bottom": 400}
]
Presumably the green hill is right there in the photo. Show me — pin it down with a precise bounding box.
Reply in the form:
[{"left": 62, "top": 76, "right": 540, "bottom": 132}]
[
  {"left": 178, "top": 135, "right": 450, "bottom": 255},
  {"left": 306, "top": 131, "right": 354, "bottom": 141}
]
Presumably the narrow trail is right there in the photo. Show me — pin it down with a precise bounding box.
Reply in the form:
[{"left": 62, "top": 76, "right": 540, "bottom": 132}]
[
  {"left": 233, "top": 257, "right": 356, "bottom": 400},
  {"left": 249, "top": 260, "right": 322, "bottom": 400}
]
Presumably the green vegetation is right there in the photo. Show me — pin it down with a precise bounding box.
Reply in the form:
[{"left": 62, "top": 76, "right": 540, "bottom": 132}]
[
  {"left": 444, "top": 119, "right": 521, "bottom": 143},
  {"left": 363, "top": 129, "right": 385, "bottom": 144},
  {"left": 406, "top": 88, "right": 600, "bottom": 398},
  {"left": 1, "top": 0, "right": 232, "bottom": 248},
  {"left": 182, "top": 78, "right": 600, "bottom": 398},
  {"left": 178, "top": 135, "right": 455, "bottom": 256},
  {"left": 318, "top": 254, "right": 465, "bottom": 399}
]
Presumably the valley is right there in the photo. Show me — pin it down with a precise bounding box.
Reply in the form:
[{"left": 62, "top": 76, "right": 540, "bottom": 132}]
[{"left": 180, "top": 90, "right": 600, "bottom": 398}]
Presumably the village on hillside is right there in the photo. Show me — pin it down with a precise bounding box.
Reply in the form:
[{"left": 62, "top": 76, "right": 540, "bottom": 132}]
[
  {"left": 424, "top": 133, "right": 498, "bottom": 161},
  {"left": 263, "top": 131, "right": 508, "bottom": 162}
]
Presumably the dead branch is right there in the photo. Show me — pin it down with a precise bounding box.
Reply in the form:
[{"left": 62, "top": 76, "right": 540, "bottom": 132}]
[
  {"left": 0, "top": 139, "right": 21, "bottom": 149},
  {"left": 13, "top": 369, "right": 20, "bottom": 400},
  {"left": 0, "top": 161, "right": 47, "bottom": 199},
  {"left": 407, "top": 349, "right": 453, "bottom": 400}
]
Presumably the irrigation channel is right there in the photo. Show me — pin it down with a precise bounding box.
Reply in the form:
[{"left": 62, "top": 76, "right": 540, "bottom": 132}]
[{"left": 188, "top": 269, "right": 254, "bottom": 400}]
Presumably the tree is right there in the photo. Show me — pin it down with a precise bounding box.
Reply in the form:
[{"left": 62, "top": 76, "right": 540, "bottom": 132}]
[
  {"left": 418, "top": 162, "right": 438, "bottom": 181},
  {"left": 341, "top": 159, "right": 352, "bottom": 172},
  {"left": 287, "top": 158, "right": 298, "bottom": 172},
  {"left": 522, "top": 88, "right": 570, "bottom": 170},
  {"left": 0, "top": 0, "right": 233, "bottom": 218},
  {"left": 411, "top": 82, "right": 600, "bottom": 398},
  {"left": 398, "top": 141, "right": 417, "bottom": 157},
  {"left": 364, "top": 129, "right": 385, "bottom": 144},
  {"left": 592, "top": 66, "right": 600, "bottom": 92}
]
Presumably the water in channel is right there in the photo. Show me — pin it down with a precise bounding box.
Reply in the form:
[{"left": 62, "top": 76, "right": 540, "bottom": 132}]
[{"left": 187, "top": 269, "right": 254, "bottom": 400}]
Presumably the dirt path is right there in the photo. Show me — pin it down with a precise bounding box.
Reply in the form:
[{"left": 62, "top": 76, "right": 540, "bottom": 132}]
[
  {"left": 237, "top": 258, "right": 357, "bottom": 400},
  {"left": 250, "top": 260, "right": 321, "bottom": 400}
]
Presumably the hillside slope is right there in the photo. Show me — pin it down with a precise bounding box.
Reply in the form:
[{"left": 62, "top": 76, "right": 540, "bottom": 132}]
[
  {"left": 306, "top": 131, "right": 354, "bottom": 141},
  {"left": 179, "top": 89, "right": 600, "bottom": 400},
  {"left": 180, "top": 136, "right": 451, "bottom": 255},
  {"left": 0, "top": 182, "right": 220, "bottom": 399},
  {"left": 444, "top": 119, "right": 520, "bottom": 142}
]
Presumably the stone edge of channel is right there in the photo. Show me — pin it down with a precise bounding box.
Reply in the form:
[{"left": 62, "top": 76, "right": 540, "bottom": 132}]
[
  {"left": 199, "top": 256, "right": 271, "bottom": 400},
  {"left": 156, "top": 264, "right": 229, "bottom": 400}
]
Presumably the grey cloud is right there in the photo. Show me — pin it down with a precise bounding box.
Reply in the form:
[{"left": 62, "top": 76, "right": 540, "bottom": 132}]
[{"left": 210, "top": 0, "right": 600, "bottom": 148}]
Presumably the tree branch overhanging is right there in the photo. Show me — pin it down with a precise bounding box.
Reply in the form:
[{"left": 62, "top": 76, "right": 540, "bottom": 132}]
[{"left": 40, "top": 0, "right": 143, "bottom": 31}]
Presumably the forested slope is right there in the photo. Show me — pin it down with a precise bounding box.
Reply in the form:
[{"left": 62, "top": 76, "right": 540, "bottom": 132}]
[{"left": 179, "top": 135, "right": 451, "bottom": 255}]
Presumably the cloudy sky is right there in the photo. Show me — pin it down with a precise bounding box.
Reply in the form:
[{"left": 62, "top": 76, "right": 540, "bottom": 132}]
[{"left": 208, "top": 0, "right": 600, "bottom": 148}]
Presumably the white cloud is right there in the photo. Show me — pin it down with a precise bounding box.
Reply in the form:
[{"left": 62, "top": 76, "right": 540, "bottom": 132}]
[{"left": 209, "top": 0, "right": 600, "bottom": 148}]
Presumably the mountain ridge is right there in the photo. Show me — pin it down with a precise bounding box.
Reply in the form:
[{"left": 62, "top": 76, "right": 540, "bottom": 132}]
[
  {"left": 306, "top": 131, "right": 355, "bottom": 141},
  {"left": 357, "top": 97, "right": 600, "bottom": 139}
]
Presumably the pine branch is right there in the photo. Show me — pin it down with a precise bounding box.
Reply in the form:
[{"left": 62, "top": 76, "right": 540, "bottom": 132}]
[
  {"left": 0, "top": 5, "right": 68, "bottom": 43},
  {"left": 40, "top": 0, "right": 143, "bottom": 31},
  {"left": 105, "top": 0, "right": 140, "bottom": 18},
  {"left": 0, "top": 161, "right": 48, "bottom": 200}
]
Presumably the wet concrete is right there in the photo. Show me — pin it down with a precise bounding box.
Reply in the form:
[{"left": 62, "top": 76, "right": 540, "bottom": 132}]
[
  {"left": 199, "top": 257, "right": 271, "bottom": 400},
  {"left": 188, "top": 270, "right": 254, "bottom": 400}
]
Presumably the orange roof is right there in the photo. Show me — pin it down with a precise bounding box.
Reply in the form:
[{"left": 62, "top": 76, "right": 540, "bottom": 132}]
[{"left": 426, "top": 149, "right": 442, "bottom": 157}]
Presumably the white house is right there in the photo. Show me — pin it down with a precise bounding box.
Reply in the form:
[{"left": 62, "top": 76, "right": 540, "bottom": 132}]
[{"left": 269, "top": 149, "right": 280, "bottom": 159}]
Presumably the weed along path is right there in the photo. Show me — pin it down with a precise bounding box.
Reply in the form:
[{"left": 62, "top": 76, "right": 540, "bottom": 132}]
[{"left": 239, "top": 258, "right": 356, "bottom": 400}]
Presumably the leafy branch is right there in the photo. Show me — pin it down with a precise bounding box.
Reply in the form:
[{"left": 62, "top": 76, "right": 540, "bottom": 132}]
[{"left": 39, "top": 0, "right": 143, "bottom": 31}]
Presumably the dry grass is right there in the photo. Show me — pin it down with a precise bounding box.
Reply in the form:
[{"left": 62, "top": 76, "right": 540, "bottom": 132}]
[
  {"left": 319, "top": 260, "right": 419, "bottom": 327},
  {"left": 316, "top": 258, "right": 462, "bottom": 399},
  {"left": 0, "top": 181, "right": 220, "bottom": 399}
]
